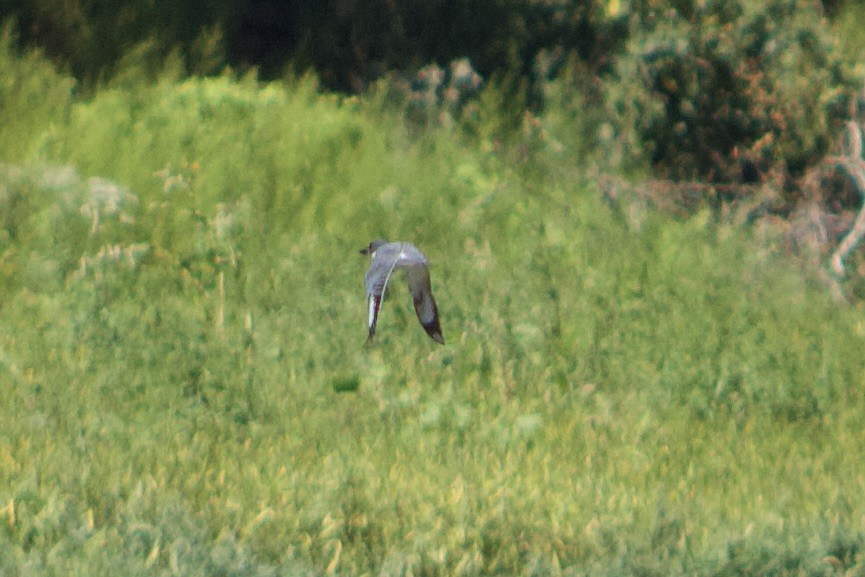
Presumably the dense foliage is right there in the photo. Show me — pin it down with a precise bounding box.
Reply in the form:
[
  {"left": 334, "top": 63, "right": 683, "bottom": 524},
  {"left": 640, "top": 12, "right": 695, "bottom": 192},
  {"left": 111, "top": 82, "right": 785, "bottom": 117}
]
[
  {"left": 5, "top": 0, "right": 865, "bottom": 195},
  {"left": 604, "top": 0, "right": 858, "bottom": 188},
  {"left": 3, "top": 0, "right": 614, "bottom": 89}
]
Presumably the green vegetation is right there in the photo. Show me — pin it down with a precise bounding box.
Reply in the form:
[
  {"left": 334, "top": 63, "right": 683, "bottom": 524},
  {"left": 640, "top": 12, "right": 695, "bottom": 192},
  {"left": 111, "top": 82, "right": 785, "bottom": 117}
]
[
  {"left": 604, "top": 0, "right": 857, "bottom": 185},
  {"left": 2, "top": 16, "right": 865, "bottom": 577},
  {"left": 3, "top": 0, "right": 611, "bottom": 89}
]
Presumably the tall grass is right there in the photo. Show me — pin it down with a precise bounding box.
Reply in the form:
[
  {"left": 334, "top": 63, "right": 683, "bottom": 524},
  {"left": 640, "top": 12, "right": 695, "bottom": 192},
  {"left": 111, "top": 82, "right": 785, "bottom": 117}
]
[
  {"left": 0, "top": 24, "right": 75, "bottom": 163},
  {"left": 2, "top": 38, "right": 865, "bottom": 576}
]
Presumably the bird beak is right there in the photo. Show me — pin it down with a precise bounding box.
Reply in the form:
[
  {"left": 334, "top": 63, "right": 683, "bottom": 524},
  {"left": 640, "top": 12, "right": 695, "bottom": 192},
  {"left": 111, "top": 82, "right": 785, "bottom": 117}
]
[{"left": 359, "top": 246, "right": 370, "bottom": 255}]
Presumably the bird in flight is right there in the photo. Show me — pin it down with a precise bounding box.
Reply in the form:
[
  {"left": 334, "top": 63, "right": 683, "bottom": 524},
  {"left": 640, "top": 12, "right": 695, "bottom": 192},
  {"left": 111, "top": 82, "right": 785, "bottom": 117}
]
[{"left": 360, "top": 240, "right": 444, "bottom": 345}]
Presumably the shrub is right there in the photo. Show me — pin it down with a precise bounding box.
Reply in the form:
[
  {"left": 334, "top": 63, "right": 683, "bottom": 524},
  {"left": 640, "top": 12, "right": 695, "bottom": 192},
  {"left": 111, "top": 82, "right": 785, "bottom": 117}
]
[{"left": 603, "top": 0, "right": 859, "bottom": 192}]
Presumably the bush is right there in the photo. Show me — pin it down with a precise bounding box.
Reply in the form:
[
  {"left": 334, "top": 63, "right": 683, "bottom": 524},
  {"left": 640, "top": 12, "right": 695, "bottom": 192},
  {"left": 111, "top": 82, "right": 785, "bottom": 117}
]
[{"left": 603, "top": 0, "right": 859, "bottom": 191}]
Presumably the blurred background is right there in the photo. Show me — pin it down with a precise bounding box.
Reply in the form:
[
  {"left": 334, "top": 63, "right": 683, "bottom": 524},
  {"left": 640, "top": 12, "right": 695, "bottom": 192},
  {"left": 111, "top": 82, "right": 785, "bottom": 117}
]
[{"left": 4, "top": 1, "right": 865, "bottom": 575}]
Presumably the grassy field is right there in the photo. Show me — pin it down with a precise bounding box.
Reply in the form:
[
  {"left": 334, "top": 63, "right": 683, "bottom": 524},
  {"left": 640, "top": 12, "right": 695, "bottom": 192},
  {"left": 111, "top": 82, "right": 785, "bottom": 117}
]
[{"left": 3, "top": 37, "right": 865, "bottom": 576}]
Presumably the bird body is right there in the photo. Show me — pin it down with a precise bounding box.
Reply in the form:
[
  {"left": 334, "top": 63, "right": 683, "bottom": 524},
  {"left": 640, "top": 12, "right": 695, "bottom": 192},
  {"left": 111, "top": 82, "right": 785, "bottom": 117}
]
[{"left": 360, "top": 240, "right": 444, "bottom": 344}]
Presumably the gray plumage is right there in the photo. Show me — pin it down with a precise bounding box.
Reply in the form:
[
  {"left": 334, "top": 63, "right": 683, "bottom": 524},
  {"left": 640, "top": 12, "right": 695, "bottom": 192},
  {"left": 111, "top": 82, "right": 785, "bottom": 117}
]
[{"left": 359, "top": 240, "right": 444, "bottom": 345}]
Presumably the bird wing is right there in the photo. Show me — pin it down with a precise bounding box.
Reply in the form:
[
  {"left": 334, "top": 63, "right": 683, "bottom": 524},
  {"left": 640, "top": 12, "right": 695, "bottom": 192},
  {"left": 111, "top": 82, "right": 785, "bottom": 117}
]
[
  {"left": 364, "top": 244, "right": 402, "bottom": 343},
  {"left": 407, "top": 262, "right": 444, "bottom": 344}
]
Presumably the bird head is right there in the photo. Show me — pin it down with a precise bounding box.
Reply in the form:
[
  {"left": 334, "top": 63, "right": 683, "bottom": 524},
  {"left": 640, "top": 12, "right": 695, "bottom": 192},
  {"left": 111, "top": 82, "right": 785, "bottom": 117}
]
[{"left": 360, "top": 239, "right": 388, "bottom": 255}]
